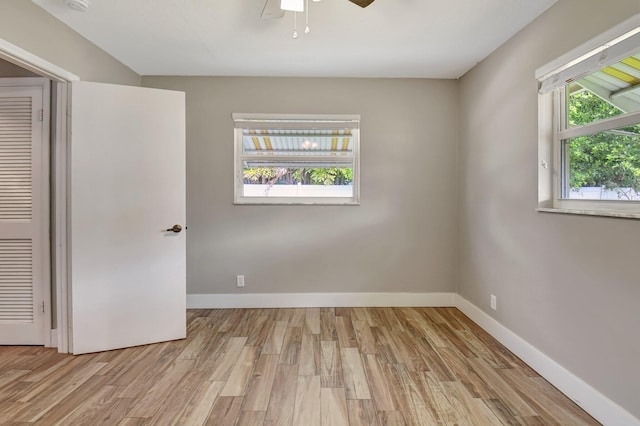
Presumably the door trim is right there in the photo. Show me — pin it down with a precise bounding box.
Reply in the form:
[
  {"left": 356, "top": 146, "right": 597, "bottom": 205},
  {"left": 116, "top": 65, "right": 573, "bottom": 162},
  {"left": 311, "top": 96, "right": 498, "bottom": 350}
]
[
  {"left": 0, "top": 39, "right": 80, "bottom": 83},
  {"left": 0, "top": 38, "right": 79, "bottom": 352}
]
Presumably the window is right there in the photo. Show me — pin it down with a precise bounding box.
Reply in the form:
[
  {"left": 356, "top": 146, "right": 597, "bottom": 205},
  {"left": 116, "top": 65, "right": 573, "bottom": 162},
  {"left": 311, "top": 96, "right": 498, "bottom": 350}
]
[
  {"left": 537, "top": 16, "right": 640, "bottom": 218},
  {"left": 233, "top": 114, "right": 360, "bottom": 205}
]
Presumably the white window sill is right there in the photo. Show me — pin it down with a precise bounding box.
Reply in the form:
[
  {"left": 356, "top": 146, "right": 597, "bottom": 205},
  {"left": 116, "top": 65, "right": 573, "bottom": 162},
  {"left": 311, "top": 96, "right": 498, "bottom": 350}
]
[{"left": 536, "top": 207, "right": 640, "bottom": 220}]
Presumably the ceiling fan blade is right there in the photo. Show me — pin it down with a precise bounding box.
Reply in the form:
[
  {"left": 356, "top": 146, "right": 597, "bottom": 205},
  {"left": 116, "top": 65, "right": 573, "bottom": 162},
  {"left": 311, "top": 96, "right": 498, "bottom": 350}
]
[
  {"left": 348, "top": 0, "right": 375, "bottom": 7},
  {"left": 261, "top": 0, "right": 285, "bottom": 19}
]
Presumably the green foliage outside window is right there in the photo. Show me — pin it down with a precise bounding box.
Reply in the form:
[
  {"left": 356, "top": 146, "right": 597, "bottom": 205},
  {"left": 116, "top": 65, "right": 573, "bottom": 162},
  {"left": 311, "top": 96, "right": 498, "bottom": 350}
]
[
  {"left": 567, "top": 90, "right": 640, "bottom": 198},
  {"left": 243, "top": 167, "right": 352, "bottom": 186}
]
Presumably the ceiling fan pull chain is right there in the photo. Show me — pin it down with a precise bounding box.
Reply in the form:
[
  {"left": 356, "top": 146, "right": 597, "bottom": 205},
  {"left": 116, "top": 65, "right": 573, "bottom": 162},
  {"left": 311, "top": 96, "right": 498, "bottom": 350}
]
[
  {"left": 305, "top": 0, "right": 310, "bottom": 34},
  {"left": 293, "top": 11, "right": 298, "bottom": 38}
]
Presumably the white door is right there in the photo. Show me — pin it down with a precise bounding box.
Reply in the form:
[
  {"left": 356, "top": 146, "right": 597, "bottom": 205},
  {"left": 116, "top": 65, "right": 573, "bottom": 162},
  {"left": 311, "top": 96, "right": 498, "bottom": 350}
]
[
  {"left": 0, "top": 79, "right": 49, "bottom": 345},
  {"left": 70, "top": 81, "right": 186, "bottom": 355}
]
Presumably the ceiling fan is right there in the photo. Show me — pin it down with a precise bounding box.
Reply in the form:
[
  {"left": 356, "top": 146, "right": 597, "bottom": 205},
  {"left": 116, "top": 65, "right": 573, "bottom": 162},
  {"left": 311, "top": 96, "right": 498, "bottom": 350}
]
[{"left": 261, "top": 0, "right": 375, "bottom": 20}]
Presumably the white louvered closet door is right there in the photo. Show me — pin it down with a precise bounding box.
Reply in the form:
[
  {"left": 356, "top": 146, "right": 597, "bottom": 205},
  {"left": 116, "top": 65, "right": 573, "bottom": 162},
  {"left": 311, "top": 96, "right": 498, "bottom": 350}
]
[{"left": 0, "top": 82, "right": 47, "bottom": 345}]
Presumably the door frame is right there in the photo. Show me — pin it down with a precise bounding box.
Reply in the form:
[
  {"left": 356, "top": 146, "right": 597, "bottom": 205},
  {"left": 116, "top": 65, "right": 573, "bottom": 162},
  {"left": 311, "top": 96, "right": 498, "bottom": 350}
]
[{"left": 0, "top": 39, "right": 79, "bottom": 352}]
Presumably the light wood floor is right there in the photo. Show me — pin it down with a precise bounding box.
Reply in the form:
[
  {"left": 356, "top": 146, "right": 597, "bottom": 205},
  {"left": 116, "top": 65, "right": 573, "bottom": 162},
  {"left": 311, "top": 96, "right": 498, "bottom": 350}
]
[{"left": 0, "top": 307, "right": 598, "bottom": 425}]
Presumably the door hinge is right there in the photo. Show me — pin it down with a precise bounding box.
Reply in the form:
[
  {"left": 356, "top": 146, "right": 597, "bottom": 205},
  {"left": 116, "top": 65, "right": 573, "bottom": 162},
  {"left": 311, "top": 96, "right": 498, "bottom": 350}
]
[
  {"left": 41, "top": 301, "right": 45, "bottom": 313},
  {"left": 39, "top": 109, "right": 44, "bottom": 122}
]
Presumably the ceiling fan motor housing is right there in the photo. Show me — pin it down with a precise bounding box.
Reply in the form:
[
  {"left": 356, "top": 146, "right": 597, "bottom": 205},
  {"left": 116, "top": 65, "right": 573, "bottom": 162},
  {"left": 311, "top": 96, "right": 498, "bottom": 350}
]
[
  {"left": 349, "top": 0, "right": 375, "bottom": 7},
  {"left": 64, "top": 0, "right": 90, "bottom": 12}
]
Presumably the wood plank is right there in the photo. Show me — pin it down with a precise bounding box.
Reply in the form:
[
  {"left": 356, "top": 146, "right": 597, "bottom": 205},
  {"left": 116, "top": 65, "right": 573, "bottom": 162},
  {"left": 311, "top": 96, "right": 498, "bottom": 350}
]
[
  {"left": 435, "top": 347, "right": 493, "bottom": 397},
  {"left": 416, "top": 372, "right": 459, "bottom": 425},
  {"left": 320, "top": 340, "right": 343, "bottom": 388},
  {"left": 482, "top": 397, "right": 524, "bottom": 426},
  {"left": 118, "top": 417, "right": 149, "bottom": 425},
  {"left": 125, "top": 359, "right": 195, "bottom": 418},
  {"left": 95, "top": 346, "right": 147, "bottom": 378},
  {"left": 245, "top": 316, "right": 272, "bottom": 347},
  {"left": 336, "top": 316, "right": 358, "bottom": 348},
  {"left": 146, "top": 370, "right": 208, "bottom": 424},
  {"left": 305, "top": 308, "right": 321, "bottom": 334},
  {"left": 243, "top": 354, "right": 279, "bottom": 411},
  {"left": 175, "top": 380, "right": 225, "bottom": 425},
  {"left": 108, "top": 343, "right": 169, "bottom": 387},
  {"left": 193, "top": 331, "right": 232, "bottom": 371},
  {"left": 276, "top": 308, "right": 294, "bottom": 322},
  {"left": 320, "top": 308, "right": 337, "bottom": 341},
  {"left": 289, "top": 308, "right": 306, "bottom": 327},
  {"left": 353, "top": 320, "right": 377, "bottom": 354},
  {"left": 467, "top": 357, "right": 537, "bottom": 417},
  {"left": 347, "top": 400, "right": 380, "bottom": 426},
  {"left": 369, "top": 326, "right": 400, "bottom": 365},
  {"left": 279, "top": 326, "right": 302, "bottom": 365},
  {"left": 340, "top": 347, "right": 371, "bottom": 400},
  {"left": 364, "top": 308, "right": 386, "bottom": 327},
  {"left": 16, "top": 355, "right": 90, "bottom": 397},
  {"left": 237, "top": 410, "right": 267, "bottom": 426},
  {"left": 51, "top": 384, "right": 123, "bottom": 426},
  {"left": 117, "top": 344, "right": 185, "bottom": 399},
  {"left": 299, "top": 332, "right": 320, "bottom": 376},
  {"left": 440, "top": 380, "right": 503, "bottom": 425},
  {"left": 0, "top": 369, "right": 30, "bottom": 388},
  {"left": 28, "top": 374, "right": 111, "bottom": 424},
  {"left": 94, "top": 398, "right": 138, "bottom": 425},
  {"left": 412, "top": 337, "right": 455, "bottom": 382},
  {"left": 264, "top": 364, "right": 298, "bottom": 426},
  {"left": 229, "top": 309, "right": 259, "bottom": 337},
  {"left": 11, "top": 361, "right": 107, "bottom": 422},
  {"left": 388, "top": 330, "right": 429, "bottom": 372},
  {"left": 177, "top": 330, "right": 209, "bottom": 360},
  {"left": 349, "top": 307, "right": 369, "bottom": 322},
  {"left": 220, "top": 345, "right": 262, "bottom": 397},
  {"left": 208, "top": 337, "right": 248, "bottom": 381},
  {"left": 382, "top": 363, "right": 437, "bottom": 426},
  {"left": 320, "top": 387, "right": 349, "bottom": 426},
  {"left": 261, "top": 320, "right": 288, "bottom": 355},
  {"left": 361, "top": 354, "right": 395, "bottom": 411},
  {"left": 204, "top": 396, "right": 243, "bottom": 426},
  {"left": 498, "top": 368, "right": 598, "bottom": 425},
  {"left": 218, "top": 309, "right": 247, "bottom": 333},
  {"left": 292, "top": 375, "right": 321, "bottom": 426},
  {"left": 377, "top": 410, "right": 406, "bottom": 426}
]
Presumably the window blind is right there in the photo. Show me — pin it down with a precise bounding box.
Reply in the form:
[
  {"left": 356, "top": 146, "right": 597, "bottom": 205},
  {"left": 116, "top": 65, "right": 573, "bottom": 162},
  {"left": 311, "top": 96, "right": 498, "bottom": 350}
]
[{"left": 536, "top": 15, "right": 640, "bottom": 94}]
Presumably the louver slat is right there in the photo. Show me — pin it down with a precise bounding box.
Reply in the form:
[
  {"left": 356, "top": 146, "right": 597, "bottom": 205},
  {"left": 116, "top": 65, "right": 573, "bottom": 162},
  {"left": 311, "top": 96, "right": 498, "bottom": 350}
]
[
  {"left": 0, "top": 239, "right": 33, "bottom": 323},
  {"left": 0, "top": 97, "right": 31, "bottom": 221}
]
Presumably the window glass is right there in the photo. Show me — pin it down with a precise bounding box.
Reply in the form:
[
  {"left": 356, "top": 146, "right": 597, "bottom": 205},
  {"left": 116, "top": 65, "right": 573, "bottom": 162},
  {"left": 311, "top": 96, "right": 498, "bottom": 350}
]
[
  {"left": 564, "top": 123, "right": 640, "bottom": 200},
  {"left": 567, "top": 88, "right": 624, "bottom": 127},
  {"left": 561, "top": 52, "right": 640, "bottom": 203},
  {"left": 234, "top": 115, "right": 360, "bottom": 204}
]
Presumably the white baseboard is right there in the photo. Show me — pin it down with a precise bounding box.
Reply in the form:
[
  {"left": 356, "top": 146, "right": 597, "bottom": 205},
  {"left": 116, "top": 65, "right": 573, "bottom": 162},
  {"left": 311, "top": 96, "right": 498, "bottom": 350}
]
[
  {"left": 187, "top": 292, "right": 456, "bottom": 309},
  {"left": 455, "top": 295, "right": 640, "bottom": 426}
]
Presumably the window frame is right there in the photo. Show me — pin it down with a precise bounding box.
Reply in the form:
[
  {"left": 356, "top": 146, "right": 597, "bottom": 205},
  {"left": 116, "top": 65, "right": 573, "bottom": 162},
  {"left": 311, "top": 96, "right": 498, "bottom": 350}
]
[
  {"left": 537, "top": 14, "right": 640, "bottom": 219},
  {"left": 233, "top": 113, "right": 361, "bottom": 206}
]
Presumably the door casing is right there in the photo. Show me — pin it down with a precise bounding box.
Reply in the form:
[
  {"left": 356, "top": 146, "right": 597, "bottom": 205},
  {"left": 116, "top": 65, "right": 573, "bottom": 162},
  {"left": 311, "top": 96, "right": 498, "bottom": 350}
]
[{"left": 0, "top": 38, "right": 80, "bottom": 352}]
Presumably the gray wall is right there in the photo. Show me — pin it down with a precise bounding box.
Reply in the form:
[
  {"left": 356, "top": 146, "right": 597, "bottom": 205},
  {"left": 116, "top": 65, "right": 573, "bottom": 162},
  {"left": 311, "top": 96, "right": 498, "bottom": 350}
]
[
  {"left": 458, "top": 0, "right": 640, "bottom": 419},
  {"left": 142, "top": 76, "right": 459, "bottom": 295},
  {"left": 0, "top": 0, "right": 139, "bottom": 86},
  {"left": 0, "top": 58, "right": 38, "bottom": 77}
]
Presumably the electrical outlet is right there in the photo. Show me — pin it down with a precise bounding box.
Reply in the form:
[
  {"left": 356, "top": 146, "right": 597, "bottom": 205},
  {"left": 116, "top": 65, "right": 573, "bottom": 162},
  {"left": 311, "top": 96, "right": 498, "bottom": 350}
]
[
  {"left": 490, "top": 294, "right": 497, "bottom": 311},
  {"left": 236, "top": 275, "right": 245, "bottom": 287}
]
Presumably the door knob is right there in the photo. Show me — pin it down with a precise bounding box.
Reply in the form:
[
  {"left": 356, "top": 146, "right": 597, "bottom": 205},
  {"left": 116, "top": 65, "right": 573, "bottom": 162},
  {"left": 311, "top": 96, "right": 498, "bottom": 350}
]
[{"left": 165, "top": 224, "right": 182, "bottom": 233}]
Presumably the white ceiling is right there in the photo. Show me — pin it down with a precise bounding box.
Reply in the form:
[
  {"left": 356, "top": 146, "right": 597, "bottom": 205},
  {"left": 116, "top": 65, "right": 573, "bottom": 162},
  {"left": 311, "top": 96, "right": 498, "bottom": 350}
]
[{"left": 32, "top": 0, "right": 557, "bottom": 78}]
